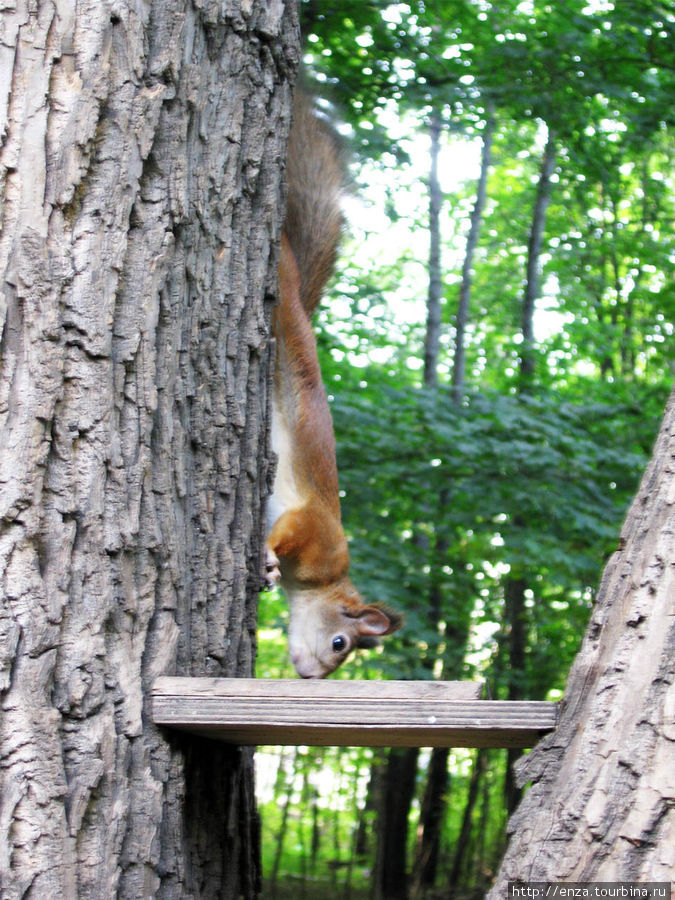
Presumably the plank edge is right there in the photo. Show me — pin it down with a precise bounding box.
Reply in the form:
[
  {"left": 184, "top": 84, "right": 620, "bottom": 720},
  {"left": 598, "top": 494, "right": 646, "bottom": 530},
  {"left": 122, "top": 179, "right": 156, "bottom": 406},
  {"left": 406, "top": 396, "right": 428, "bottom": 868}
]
[{"left": 150, "top": 677, "right": 558, "bottom": 749}]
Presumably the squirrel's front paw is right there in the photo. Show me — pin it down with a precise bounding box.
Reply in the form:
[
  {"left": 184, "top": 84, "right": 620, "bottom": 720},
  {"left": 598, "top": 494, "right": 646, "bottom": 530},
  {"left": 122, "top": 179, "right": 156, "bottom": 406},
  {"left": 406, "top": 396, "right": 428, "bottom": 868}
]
[{"left": 265, "top": 547, "right": 281, "bottom": 589}]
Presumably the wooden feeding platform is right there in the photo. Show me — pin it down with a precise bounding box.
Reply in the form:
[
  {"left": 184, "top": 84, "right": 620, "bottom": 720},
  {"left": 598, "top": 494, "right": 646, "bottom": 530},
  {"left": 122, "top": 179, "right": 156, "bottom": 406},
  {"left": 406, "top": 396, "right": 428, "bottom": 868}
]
[{"left": 151, "top": 677, "right": 558, "bottom": 749}]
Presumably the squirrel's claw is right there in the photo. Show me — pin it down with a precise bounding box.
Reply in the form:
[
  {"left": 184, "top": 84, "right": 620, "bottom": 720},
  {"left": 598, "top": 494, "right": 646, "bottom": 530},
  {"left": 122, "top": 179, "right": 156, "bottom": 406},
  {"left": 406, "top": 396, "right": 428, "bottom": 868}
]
[{"left": 265, "top": 547, "right": 281, "bottom": 589}]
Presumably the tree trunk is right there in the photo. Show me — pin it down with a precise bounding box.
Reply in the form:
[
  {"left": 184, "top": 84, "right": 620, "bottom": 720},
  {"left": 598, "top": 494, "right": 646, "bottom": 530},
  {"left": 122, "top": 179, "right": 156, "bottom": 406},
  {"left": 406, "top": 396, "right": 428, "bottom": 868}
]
[
  {"left": 423, "top": 112, "right": 443, "bottom": 389},
  {"left": 489, "top": 387, "right": 675, "bottom": 892},
  {"left": 269, "top": 749, "right": 297, "bottom": 899},
  {"left": 356, "top": 754, "right": 382, "bottom": 859},
  {"left": 0, "top": 3, "right": 299, "bottom": 898},
  {"left": 374, "top": 747, "right": 419, "bottom": 900},
  {"left": 452, "top": 102, "right": 495, "bottom": 400},
  {"left": 520, "top": 129, "right": 556, "bottom": 386},
  {"left": 411, "top": 553, "right": 475, "bottom": 896},
  {"left": 411, "top": 747, "right": 450, "bottom": 898},
  {"left": 503, "top": 576, "right": 528, "bottom": 815},
  {"left": 448, "top": 748, "right": 488, "bottom": 891}
]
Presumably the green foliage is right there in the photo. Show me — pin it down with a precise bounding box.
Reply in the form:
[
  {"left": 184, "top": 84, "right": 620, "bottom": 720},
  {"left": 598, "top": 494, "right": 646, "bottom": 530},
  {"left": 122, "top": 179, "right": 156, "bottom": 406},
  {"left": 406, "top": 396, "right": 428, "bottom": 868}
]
[
  {"left": 259, "top": 0, "right": 674, "bottom": 894},
  {"left": 331, "top": 377, "right": 661, "bottom": 688},
  {"left": 258, "top": 746, "right": 376, "bottom": 895}
]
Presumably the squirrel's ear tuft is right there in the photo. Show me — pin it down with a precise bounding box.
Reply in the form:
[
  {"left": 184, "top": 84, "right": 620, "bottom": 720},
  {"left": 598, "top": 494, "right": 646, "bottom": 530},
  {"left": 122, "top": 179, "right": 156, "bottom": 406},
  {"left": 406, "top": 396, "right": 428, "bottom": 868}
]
[
  {"left": 349, "top": 603, "right": 404, "bottom": 637},
  {"left": 374, "top": 603, "right": 404, "bottom": 634}
]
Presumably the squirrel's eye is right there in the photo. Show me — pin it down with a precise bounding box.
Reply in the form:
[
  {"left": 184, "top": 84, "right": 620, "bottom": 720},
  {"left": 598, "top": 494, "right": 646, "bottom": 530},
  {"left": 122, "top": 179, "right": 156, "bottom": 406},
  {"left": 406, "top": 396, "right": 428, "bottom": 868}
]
[{"left": 332, "top": 635, "right": 347, "bottom": 653}]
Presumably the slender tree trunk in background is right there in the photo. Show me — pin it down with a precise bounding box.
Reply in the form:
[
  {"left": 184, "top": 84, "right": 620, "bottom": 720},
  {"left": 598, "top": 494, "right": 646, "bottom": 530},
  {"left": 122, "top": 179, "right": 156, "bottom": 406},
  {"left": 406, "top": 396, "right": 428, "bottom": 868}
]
[
  {"left": 504, "top": 576, "right": 528, "bottom": 815},
  {"left": 489, "top": 389, "right": 675, "bottom": 892},
  {"left": 407, "top": 526, "right": 453, "bottom": 897},
  {"left": 270, "top": 748, "right": 299, "bottom": 899},
  {"left": 448, "top": 748, "right": 488, "bottom": 892},
  {"left": 297, "top": 757, "right": 311, "bottom": 892},
  {"left": 452, "top": 103, "right": 495, "bottom": 400},
  {"left": 0, "top": 2, "right": 299, "bottom": 897},
  {"left": 411, "top": 747, "right": 450, "bottom": 898},
  {"left": 593, "top": 183, "right": 614, "bottom": 381},
  {"left": 520, "top": 129, "right": 556, "bottom": 385},
  {"left": 344, "top": 763, "right": 365, "bottom": 900},
  {"left": 500, "top": 125, "right": 557, "bottom": 818},
  {"left": 413, "top": 99, "right": 495, "bottom": 886},
  {"left": 377, "top": 512, "right": 438, "bottom": 894},
  {"left": 310, "top": 784, "right": 321, "bottom": 876},
  {"left": 475, "top": 755, "right": 494, "bottom": 884},
  {"left": 356, "top": 754, "right": 382, "bottom": 859},
  {"left": 423, "top": 112, "right": 443, "bottom": 388},
  {"left": 621, "top": 282, "right": 637, "bottom": 377},
  {"left": 374, "top": 748, "right": 419, "bottom": 900},
  {"left": 621, "top": 164, "right": 652, "bottom": 378},
  {"left": 412, "top": 564, "right": 475, "bottom": 896}
]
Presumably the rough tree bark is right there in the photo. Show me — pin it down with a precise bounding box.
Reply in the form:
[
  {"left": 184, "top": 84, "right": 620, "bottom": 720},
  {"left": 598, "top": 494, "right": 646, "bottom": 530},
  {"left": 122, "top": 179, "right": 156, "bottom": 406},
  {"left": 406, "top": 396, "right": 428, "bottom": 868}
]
[
  {"left": 0, "top": 2, "right": 299, "bottom": 898},
  {"left": 489, "top": 387, "right": 675, "bottom": 891}
]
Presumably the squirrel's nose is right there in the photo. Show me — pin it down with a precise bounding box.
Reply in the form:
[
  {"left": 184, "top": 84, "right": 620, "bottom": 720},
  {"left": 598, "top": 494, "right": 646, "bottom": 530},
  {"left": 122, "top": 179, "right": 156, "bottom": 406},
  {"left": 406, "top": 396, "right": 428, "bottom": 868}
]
[{"left": 291, "top": 653, "right": 326, "bottom": 679}]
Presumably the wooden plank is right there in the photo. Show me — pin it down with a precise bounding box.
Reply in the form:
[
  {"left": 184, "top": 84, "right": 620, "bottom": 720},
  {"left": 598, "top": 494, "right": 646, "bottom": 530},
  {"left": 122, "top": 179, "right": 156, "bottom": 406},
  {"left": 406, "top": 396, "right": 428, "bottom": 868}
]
[
  {"left": 154, "top": 676, "right": 484, "bottom": 701},
  {"left": 151, "top": 677, "right": 558, "bottom": 748}
]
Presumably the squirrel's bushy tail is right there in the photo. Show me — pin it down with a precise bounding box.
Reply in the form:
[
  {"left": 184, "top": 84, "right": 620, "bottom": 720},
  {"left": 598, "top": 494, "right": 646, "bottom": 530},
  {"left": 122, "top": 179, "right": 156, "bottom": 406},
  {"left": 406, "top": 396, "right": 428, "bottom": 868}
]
[{"left": 284, "top": 92, "right": 344, "bottom": 316}]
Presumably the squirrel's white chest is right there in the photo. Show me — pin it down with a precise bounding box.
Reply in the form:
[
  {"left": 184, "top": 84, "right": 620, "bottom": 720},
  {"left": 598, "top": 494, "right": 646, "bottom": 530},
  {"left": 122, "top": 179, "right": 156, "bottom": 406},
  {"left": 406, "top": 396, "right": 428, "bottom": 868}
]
[{"left": 267, "top": 396, "right": 302, "bottom": 532}]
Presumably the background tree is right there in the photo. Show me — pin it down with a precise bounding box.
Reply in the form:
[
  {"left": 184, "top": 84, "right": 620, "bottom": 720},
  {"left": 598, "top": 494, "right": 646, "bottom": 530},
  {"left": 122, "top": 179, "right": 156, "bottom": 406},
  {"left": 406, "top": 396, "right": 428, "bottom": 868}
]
[
  {"left": 255, "top": 0, "right": 674, "bottom": 895},
  {"left": 490, "top": 387, "right": 675, "bottom": 890},
  {"left": 0, "top": 2, "right": 299, "bottom": 897}
]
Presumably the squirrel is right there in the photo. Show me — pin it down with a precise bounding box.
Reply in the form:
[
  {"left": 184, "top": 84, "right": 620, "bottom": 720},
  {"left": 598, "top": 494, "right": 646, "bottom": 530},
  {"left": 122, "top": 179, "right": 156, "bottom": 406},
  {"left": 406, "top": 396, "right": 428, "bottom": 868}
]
[{"left": 265, "top": 93, "right": 403, "bottom": 678}]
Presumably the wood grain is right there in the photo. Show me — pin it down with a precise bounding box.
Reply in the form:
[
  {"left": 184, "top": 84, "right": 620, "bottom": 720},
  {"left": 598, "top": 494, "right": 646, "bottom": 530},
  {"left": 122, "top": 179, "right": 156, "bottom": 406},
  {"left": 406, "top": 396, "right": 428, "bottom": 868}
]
[{"left": 152, "top": 678, "right": 558, "bottom": 748}]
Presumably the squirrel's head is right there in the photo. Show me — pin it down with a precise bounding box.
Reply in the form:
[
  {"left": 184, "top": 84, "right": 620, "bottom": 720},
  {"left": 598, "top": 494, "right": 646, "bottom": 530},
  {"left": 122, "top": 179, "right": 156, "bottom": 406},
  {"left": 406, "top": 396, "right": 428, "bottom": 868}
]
[{"left": 287, "top": 579, "right": 403, "bottom": 678}]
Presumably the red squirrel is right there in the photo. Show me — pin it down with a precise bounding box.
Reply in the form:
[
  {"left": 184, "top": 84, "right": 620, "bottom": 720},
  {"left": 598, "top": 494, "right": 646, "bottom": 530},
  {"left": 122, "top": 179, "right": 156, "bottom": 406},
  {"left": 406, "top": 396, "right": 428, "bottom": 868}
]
[{"left": 265, "top": 94, "right": 403, "bottom": 678}]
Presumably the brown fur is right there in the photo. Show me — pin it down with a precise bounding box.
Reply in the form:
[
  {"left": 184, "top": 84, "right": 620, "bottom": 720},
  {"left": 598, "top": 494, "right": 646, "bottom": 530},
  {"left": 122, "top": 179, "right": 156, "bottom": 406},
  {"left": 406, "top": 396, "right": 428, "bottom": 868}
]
[
  {"left": 284, "top": 93, "right": 345, "bottom": 315},
  {"left": 274, "top": 236, "right": 341, "bottom": 515},
  {"left": 266, "top": 92, "right": 402, "bottom": 677}
]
